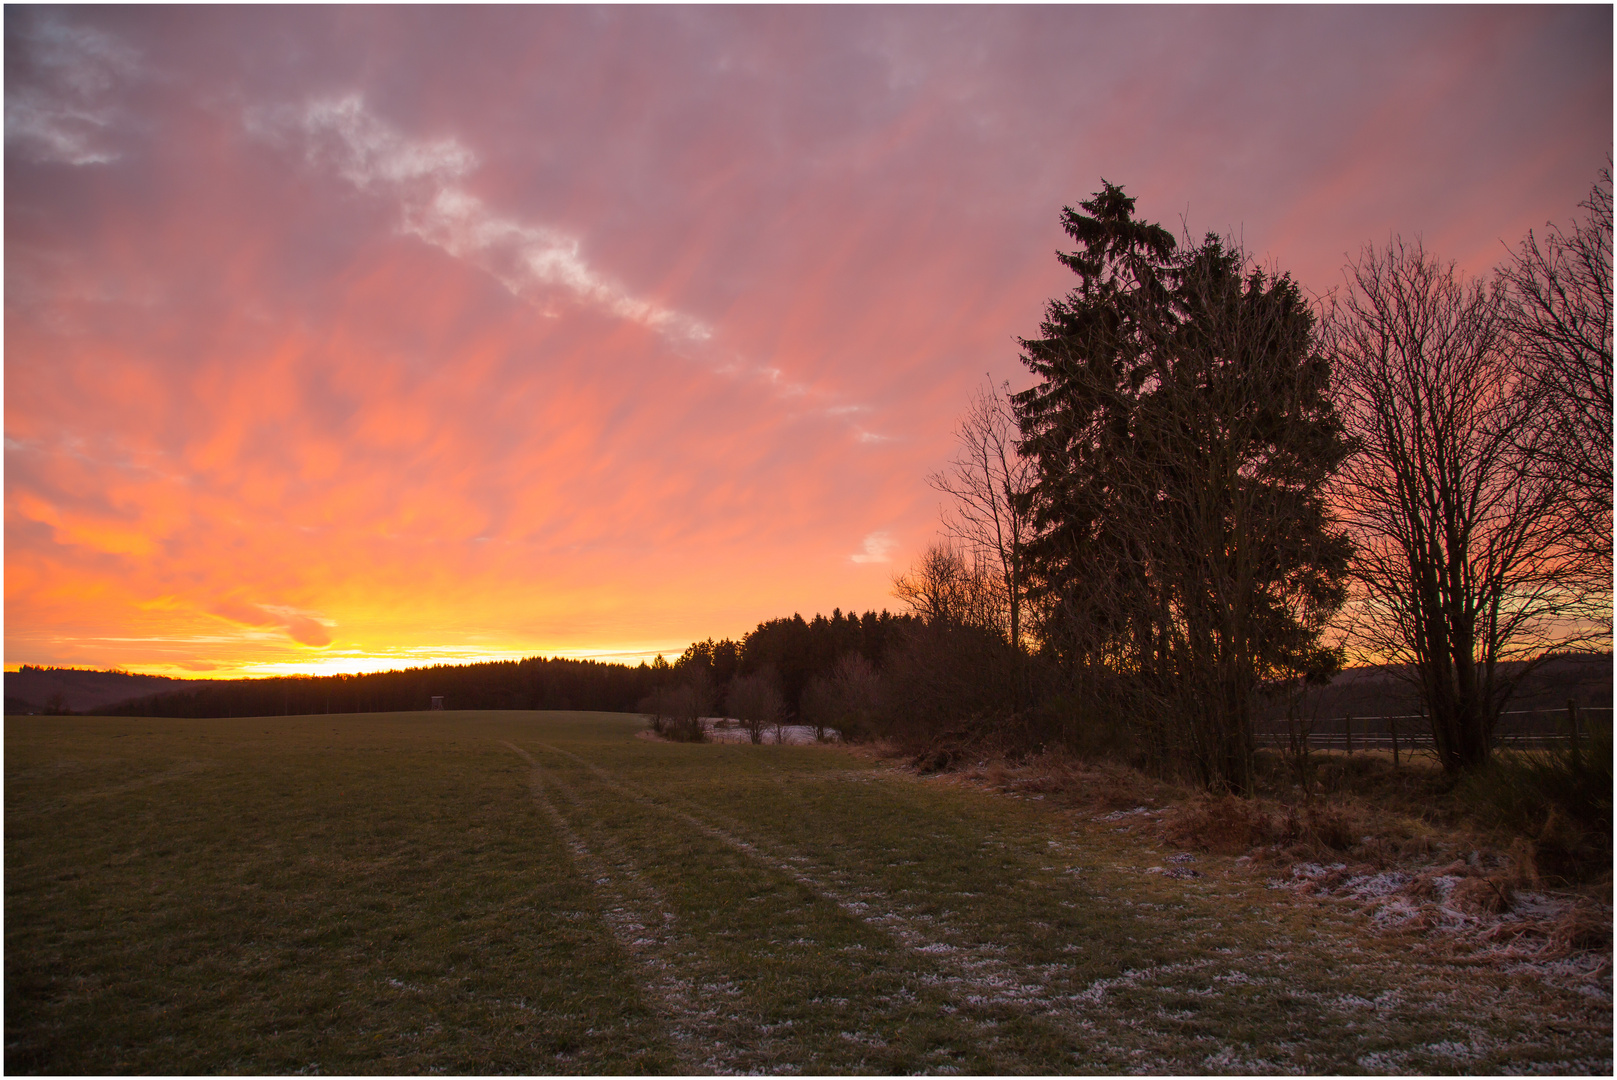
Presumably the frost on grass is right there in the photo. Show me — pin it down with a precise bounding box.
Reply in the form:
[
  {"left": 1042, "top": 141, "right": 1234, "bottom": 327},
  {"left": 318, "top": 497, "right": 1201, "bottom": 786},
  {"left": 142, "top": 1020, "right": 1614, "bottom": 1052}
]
[
  {"left": 502, "top": 741, "right": 746, "bottom": 1073},
  {"left": 1094, "top": 806, "right": 1159, "bottom": 822},
  {"left": 1203, "top": 1044, "right": 1281, "bottom": 1074},
  {"left": 1273, "top": 855, "right": 1613, "bottom": 1001},
  {"left": 534, "top": 737, "right": 1097, "bottom": 1016}
]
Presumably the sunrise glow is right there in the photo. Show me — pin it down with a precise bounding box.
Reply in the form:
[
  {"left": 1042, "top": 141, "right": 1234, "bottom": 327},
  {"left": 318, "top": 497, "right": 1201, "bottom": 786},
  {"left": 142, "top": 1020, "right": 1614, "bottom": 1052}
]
[{"left": 6, "top": 6, "right": 1610, "bottom": 678}]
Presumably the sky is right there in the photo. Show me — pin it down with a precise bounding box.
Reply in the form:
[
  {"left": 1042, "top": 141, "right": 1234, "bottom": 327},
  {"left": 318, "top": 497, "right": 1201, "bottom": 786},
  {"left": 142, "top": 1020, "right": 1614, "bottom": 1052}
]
[{"left": 5, "top": 5, "right": 1611, "bottom": 678}]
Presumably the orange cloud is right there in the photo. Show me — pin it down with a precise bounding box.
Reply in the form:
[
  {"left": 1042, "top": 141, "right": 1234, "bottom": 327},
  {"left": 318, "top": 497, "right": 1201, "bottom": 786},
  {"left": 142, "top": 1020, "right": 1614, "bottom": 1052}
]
[{"left": 208, "top": 600, "right": 333, "bottom": 648}]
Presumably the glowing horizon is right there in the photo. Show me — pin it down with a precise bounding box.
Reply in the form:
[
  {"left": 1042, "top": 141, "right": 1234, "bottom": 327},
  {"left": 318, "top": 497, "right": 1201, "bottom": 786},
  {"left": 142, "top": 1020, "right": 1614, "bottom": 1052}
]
[
  {"left": 5, "top": 644, "right": 689, "bottom": 680},
  {"left": 6, "top": 7, "right": 1611, "bottom": 679}
]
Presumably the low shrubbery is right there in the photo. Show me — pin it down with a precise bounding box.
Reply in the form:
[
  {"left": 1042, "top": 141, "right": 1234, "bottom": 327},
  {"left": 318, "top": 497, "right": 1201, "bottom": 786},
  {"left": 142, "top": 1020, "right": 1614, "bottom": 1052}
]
[
  {"left": 1456, "top": 724, "right": 1612, "bottom": 885},
  {"left": 919, "top": 736, "right": 1610, "bottom": 891},
  {"left": 654, "top": 715, "right": 708, "bottom": 742},
  {"left": 1161, "top": 794, "right": 1361, "bottom": 857}
]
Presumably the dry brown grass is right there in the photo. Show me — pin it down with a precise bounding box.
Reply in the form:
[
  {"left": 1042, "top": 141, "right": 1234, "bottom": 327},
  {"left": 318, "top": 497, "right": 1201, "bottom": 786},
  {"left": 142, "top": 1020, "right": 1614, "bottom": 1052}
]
[
  {"left": 903, "top": 741, "right": 1612, "bottom": 983},
  {"left": 950, "top": 745, "right": 1179, "bottom": 813},
  {"left": 1161, "top": 795, "right": 1360, "bottom": 857}
]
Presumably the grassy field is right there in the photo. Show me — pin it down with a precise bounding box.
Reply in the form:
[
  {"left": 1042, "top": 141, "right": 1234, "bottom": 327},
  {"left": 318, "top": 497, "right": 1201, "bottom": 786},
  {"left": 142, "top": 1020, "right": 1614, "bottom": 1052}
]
[{"left": 6, "top": 711, "right": 1610, "bottom": 1074}]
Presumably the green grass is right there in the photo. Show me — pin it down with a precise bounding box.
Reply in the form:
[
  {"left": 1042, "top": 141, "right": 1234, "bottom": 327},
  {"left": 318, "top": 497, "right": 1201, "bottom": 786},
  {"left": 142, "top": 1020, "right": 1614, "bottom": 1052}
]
[{"left": 7, "top": 711, "right": 1610, "bottom": 1074}]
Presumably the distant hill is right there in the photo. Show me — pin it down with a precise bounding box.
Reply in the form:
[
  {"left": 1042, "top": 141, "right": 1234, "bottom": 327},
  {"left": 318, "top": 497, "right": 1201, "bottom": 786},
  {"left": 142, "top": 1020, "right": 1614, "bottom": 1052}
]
[
  {"left": 4, "top": 666, "right": 195, "bottom": 714},
  {"left": 1259, "top": 651, "right": 1613, "bottom": 723}
]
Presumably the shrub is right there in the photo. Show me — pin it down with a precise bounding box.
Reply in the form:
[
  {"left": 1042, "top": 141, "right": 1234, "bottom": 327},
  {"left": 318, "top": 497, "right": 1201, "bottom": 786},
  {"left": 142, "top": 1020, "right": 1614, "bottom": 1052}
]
[
  {"left": 879, "top": 621, "right": 1018, "bottom": 749},
  {"left": 1456, "top": 723, "right": 1612, "bottom": 883},
  {"left": 1163, "top": 795, "right": 1364, "bottom": 856},
  {"left": 638, "top": 685, "right": 709, "bottom": 743},
  {"left": 802, "top": 654, "right": 881, "bottom": 743},
  {"left": 727, "top": 670, "right": 784, "bottom": 745},
  {"left": 662, "top": 716, "right": 708, "bottom": 743}
]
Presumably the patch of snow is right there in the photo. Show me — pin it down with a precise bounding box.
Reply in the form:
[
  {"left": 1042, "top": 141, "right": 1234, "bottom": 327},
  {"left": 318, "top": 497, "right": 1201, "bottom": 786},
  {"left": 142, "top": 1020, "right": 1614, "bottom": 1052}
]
[
  {"left": 1094, "top": 806, "right": 1157, "bottom": 822},
  {"left": 1430, "top": 874, "right": 1462, "bottom": 901},
  {"left": 1369, "top": 896, "right": 1424, "bottom": 929},
  {"left": 1342, "top": 870, "right": 1410, "bottom": 899},
  {"left": 704, "top": 721, "right": 836, "bottom": 745}
]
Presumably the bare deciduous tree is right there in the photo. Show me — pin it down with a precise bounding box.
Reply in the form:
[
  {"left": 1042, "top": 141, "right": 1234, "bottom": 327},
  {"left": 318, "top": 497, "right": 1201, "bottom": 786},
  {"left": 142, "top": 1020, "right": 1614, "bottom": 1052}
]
[
  {"left": 1498, "top": 166, "right": 1614, "bottom": 573},
  {"left": 802, "top": 652, "right": 881, "bottom": 742},
  {"left": 928, "top": 380, "right": 1035, "bottom": 652},
  {"left": 800, "top": 676, "right": 835, "bottom": 743},
  {"left": 1329, "top": 238, "right": 1593, "bottom": 773},
  {"left": 891, "top": 541, "right": 1004, "bottom": 633},
  {"left": 888, "top": 543, "right": 1021, "bottom": 747},
  {"left": 726, "top": 669, "right": 785, "bottom": 745},
  {"left": 640, "top": 679, "right": 709, "bottom": 742}
]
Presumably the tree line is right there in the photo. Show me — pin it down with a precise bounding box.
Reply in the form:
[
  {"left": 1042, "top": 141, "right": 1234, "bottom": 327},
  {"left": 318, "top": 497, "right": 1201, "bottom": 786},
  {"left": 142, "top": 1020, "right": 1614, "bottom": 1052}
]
[
  {"left": 104, "top": 655, "right": 667, "bottom": 718},
  {"left": 100, "top": 610, "right": 924, "bottom": 726},
  {"left": 640, "top": 609, "right": 919, "bottom": 743}
]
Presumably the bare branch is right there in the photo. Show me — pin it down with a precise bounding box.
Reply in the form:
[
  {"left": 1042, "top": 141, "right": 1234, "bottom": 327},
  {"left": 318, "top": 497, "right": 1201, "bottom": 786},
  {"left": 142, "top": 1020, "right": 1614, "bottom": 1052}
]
[
  {"left": 1328, "top": 237, "right": 1604, "bottom": 773},
  {"left": 927, "top": 380, "right": 1035, "bottom": 651}
]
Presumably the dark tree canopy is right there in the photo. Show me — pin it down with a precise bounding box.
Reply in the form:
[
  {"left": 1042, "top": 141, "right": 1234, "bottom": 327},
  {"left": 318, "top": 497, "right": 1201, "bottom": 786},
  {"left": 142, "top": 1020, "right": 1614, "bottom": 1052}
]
[{"left": 1013, "top": 182, "right": 1352, "bottom": 792}]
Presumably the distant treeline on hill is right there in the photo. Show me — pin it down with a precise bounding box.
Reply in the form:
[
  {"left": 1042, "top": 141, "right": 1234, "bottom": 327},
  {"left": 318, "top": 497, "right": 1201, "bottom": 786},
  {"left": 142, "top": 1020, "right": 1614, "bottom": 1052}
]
[
  {"left": 5, "top": 665, "right": 190, "bottom": 715},
  {"left": 103, "top": 655, "right": 663, "bottom": 718},
  {"left": 94, "top": 608, "right": 919, "bottom": 719}
]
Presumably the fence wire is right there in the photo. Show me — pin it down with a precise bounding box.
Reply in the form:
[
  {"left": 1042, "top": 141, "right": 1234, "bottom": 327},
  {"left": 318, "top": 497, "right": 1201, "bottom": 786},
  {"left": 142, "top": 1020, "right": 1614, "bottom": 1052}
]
[{"left": 1254, "top": 706, "right": 1612, "bottom": 753}]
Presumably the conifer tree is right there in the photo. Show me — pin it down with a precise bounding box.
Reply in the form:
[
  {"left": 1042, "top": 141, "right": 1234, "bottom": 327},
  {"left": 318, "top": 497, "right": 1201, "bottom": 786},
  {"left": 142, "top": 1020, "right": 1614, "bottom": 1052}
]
[{"left": 1013, "top": 183, "right": 1352, "bottom": 792}]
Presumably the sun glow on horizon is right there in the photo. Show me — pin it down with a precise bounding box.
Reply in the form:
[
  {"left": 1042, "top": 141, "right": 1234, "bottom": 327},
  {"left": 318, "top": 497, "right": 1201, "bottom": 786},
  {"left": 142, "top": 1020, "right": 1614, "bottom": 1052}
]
[
  {"left": 224, "top": 646, "right": 683, "bottom": 679},
  {"left": 5, "top": 643, "right": 691, "bottom": 681}
]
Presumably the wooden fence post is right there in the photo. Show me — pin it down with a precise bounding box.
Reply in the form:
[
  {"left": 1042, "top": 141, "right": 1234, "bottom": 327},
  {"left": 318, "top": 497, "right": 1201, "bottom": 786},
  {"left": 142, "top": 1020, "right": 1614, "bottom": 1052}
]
[
  {"left": 1390, "top": 713, "right": 1399, "bottom": 767},
  {"left": 1568, "top": 698, "right": 1581, "bottom": 769},
  {"left": 1345, "top": 714, "right": 1353, "bottom": 755}
]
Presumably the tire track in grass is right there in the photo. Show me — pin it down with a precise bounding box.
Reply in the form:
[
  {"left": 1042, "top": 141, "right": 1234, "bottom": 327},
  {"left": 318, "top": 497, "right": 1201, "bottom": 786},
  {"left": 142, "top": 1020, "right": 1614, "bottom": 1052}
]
[
  {"left": 526, "top": 739, "right": 1370, "bottom": 1071},
  {"left": 688, "top": 776, "right": 1226, "bottom": 1015},
  {"left": 525, "top": 741, "right": 1082, "bottom": 1071},
  {"left": 528, "top": 739, "right": 1604, "bottom": 1073},
  {"left": 515, "top": 741, "right": 952, "bottom": 1072},
  {"left": 499, "top": 742, "right": 740, "bottom": 1074},
  {"left": 525, "top": 740, "right": 1063, "bottom": 1013},
  {"left": 527, "top": 751, "right": 918, "bottom": 1071},
  {"left": 673, "top": 779, "right": 1218, "bottom": 1013}
]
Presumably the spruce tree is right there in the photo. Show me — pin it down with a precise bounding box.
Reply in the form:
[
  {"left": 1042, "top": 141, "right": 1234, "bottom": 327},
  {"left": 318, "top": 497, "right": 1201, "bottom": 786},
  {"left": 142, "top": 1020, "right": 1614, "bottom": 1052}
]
[{"left": 1013, "top": 183, "right": 1352, "bottom": 793}]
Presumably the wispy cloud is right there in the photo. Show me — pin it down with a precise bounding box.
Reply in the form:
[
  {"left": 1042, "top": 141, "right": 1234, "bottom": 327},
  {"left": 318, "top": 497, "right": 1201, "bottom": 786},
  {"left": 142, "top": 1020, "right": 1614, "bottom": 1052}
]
[
  {"left": 4, "top": 14, "right": 141, "bottom": 166},
  {"left": 290, "top": 94, "right": 712, "bottom": 346},
  {"left": 850, "top": 530, "right": 897, "bottom": 564},
  {"left": 269, "top": 94, "right": 883, "bottom": 433}
]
